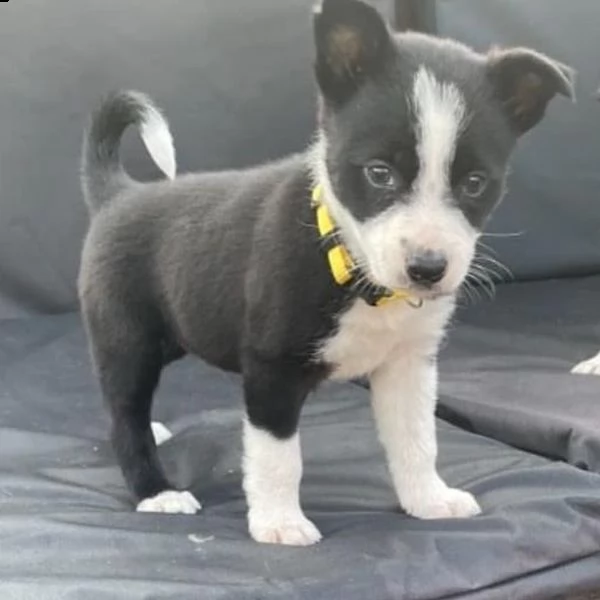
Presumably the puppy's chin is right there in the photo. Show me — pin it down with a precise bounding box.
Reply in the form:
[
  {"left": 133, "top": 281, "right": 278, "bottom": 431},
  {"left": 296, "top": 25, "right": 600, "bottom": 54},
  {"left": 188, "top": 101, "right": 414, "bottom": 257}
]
[
  {"left": 398, "top": 282, "right": 455, "bottom": 302},
  {"left": 416, "top": 276, "right": 470, "bottom": 301},
  {"left": 414, "top": 288, "right": 456, "bottom": 301}
]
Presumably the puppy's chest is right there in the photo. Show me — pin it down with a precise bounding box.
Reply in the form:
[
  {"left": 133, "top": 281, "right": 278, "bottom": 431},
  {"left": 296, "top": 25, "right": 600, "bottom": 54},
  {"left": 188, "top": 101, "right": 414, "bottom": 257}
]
[{"left": 318, "top": 299, "right": 453, "bottom": 380}]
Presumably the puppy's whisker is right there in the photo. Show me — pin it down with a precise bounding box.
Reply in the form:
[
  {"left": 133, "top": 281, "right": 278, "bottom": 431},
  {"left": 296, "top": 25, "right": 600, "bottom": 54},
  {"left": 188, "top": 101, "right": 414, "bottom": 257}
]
[
  {"left": 470, "top": 263, "right": 497, "bottom": 286},
  {"left": 472, "top": 262, "right": 502, "bottom": 283},
  {"left": 480, "top": 231, "right": 525, "bottom": 239},
  {"left": 476, "top": 240, "right": 499, "bottom": 255},
  {"left": 460, "top": 278, "right": 481, "bottom": 305},
  {"left": 474, "top": 252, "right": 514, "bottom": 281},
  {"left": 466, "top": 263, "right": 496, "bottom": 299}
]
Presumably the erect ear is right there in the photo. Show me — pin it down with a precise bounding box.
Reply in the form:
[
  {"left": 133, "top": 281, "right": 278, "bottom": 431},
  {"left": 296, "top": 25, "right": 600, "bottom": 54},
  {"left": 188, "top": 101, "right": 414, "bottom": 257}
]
[
  {"left": 313, "top": 0, "right": 393, "bottom": 106},
  {"left": 487, "top": 47, "right": 575, "bottom": 135}
]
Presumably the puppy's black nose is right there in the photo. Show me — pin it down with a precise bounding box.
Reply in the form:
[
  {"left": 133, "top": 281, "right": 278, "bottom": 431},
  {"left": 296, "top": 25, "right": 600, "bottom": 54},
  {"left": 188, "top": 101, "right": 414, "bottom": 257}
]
[{"left": 407, "top": 251, "right": 447, "bottom": 285}]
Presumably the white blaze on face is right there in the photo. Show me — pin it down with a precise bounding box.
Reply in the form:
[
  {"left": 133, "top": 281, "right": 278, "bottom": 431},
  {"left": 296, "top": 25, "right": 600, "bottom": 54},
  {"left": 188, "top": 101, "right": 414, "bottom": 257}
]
[
  {"left": 412, "top": 67, "right": 466, "bottom": 200},
  {"left": 381, "top": 67, "right": 478, "bottom": 292}
]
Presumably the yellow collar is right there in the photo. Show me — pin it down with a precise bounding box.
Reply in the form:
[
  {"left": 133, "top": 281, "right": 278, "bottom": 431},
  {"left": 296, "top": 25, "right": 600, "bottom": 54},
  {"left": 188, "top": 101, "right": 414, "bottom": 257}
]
[{"left": 311, "top": 184, "right": 421, "bottom": 308}]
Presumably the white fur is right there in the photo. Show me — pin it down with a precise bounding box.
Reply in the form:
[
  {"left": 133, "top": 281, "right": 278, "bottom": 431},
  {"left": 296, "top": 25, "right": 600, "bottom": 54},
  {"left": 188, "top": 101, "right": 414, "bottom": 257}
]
[
  {"left": 151, "top": 421, "right": 173, "bottom": 446},
  {"left": 370, "top": 348, "right": 480, "bottom": 519},
  {"left": 242, "top": 420, "right": 321, "bottom": 545},
  {"left": 572, "top": 350, "right": 600, "bottom": 375},
  {"left": 136, "top": 490, "right": 201, "bottom": 514},
  {"left": 412, "top": 67, "right": 466, "bottom": 200},
  {"left": 320, "top": 295, "right": 455, "bottom": 380},
  {"left": 140, "top": 104, "right": 176, "bottom": 180}
]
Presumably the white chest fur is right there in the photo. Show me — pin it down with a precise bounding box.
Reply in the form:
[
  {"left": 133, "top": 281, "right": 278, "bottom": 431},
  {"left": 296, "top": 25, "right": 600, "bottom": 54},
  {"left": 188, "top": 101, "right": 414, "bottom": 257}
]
[{"left": 319, "top": 297, "right": 455, "bottom": 380}]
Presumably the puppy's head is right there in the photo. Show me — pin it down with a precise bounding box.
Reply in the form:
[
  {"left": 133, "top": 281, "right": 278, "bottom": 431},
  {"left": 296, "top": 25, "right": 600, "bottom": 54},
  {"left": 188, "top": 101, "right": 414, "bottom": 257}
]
[{"left": 311, "top": 0, "right": 574, "bottom": 299}]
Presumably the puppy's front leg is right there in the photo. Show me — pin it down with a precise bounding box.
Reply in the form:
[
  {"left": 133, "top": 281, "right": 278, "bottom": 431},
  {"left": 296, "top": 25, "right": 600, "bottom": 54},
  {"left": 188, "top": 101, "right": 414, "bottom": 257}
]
[
  {"left": 370, "top": 352, "right": 481, "bottom": 519},
  {"left": 242, "top": 357, "right": 322, "bottom": 546}
]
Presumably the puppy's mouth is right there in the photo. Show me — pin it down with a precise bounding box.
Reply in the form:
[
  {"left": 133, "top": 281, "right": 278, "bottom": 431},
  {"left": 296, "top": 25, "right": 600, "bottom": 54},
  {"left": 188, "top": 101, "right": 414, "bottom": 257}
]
[
  {"left": 406, "top": 285, "right": 454, "bottom": 301},
  {"left": 372, "top": 268, "right": 456, "bottom": 299}
]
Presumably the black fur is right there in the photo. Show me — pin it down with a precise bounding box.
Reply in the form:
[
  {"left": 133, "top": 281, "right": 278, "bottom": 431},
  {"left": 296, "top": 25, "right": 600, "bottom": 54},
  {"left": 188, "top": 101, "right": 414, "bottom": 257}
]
[
  {"left": 79, "top": 0, "right": 574, "bottom": 505},
  {"left": 80, "top": 150, "right": 350, "bottom": 499},
  {"left": 314, "top": 0, "right": 393, "bottom": 106}
]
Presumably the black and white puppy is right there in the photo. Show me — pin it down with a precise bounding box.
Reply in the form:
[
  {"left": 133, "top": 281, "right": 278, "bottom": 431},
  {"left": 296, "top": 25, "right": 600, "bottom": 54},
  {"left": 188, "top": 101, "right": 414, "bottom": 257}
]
[{"left": 79, "top": 0, "right": 574, "bottom": 545}]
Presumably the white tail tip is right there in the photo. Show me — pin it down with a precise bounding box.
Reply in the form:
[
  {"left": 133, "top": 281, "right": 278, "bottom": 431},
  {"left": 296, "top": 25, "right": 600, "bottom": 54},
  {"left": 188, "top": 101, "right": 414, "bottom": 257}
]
[{"left": 140, "top": 105, "right": 177, "bottom": 180}]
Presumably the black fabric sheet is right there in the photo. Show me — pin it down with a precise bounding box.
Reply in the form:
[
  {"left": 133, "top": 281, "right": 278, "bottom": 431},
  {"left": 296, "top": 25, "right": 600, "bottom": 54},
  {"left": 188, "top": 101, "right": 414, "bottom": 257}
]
[
  {"left": 1, "top": 289, "right": 600, "bottom": 599},
  {"left": 439, "top": 275, "right": 600, "bottom": 472}
]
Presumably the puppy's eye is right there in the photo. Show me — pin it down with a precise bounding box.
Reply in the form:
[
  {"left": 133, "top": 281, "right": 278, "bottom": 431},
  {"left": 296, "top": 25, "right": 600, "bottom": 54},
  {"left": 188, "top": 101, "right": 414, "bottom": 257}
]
[
  {"left": 461, "top": 171, "right": 489, "bottom": 199},
  {"left": 364, "top": 162, "right": 397, "bottom": 190}
]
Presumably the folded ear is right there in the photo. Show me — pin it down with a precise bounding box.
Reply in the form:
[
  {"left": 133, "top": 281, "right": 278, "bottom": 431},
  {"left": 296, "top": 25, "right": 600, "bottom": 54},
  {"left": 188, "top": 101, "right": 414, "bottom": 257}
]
[
  {"left": 313, "top": 0, "right": 393, "bottom": 105},
  {"left": 487, "top": 47, "right": 575, "bottom": 135}
]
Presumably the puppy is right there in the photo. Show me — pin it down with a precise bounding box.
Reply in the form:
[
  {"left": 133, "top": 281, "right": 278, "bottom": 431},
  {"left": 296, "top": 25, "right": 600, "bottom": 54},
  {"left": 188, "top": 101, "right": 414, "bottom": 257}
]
[{"left": 79, "top": 0, "right": 574, "bottom": 545}]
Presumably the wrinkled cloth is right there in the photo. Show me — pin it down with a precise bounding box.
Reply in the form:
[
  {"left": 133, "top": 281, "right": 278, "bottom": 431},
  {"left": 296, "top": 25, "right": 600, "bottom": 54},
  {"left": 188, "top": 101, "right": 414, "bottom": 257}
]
[{"left": 0, "top": 306, "right": 599, "bottom": 599}]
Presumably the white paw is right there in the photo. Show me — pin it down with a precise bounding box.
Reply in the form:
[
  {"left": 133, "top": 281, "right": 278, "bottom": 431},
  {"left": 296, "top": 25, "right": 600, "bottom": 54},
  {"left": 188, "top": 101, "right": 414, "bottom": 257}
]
[
  {"left": 248, "top": 511, "right": 322, "bottom": 546},
  {"left": 404, "top": 486, "right": 481, "bottom": 519},
  {"left": 151, "top": 421, "right": 173, "bottom": 446},
  {"left": 136, "top": 490, "right": 201, "bottom": 514},
  {"left": 571, "top": 352, "right": 600, "bottom": 376}
]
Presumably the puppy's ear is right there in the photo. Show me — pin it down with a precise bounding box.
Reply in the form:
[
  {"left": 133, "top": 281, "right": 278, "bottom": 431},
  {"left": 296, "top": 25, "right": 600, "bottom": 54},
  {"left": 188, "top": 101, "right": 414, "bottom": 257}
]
[
  {"left": 487, "top": 47, "right": 575, "bottom": 135},
  {"left": 314, "top": 0, "right": 393, "bottom": 105}
]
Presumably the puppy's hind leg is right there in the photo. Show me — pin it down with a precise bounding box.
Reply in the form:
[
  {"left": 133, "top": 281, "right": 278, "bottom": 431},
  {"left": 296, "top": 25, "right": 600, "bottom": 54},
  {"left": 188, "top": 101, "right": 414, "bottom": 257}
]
[{"left": 86, "top": 312, "right": 200, "bottom": 515}]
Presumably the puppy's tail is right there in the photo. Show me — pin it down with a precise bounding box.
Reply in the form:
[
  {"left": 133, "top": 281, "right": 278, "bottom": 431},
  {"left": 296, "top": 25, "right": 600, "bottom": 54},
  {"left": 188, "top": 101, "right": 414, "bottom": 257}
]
[{"left": 81, "top": 90, "right": 176, "bottom": 213}]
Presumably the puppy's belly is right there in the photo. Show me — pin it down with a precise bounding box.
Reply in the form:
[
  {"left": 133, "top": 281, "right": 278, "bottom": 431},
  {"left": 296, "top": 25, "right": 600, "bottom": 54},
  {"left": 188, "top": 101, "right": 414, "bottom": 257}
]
[
  {"left": 169, "top": 306, "right": 244, "bottom": 373},
  {"left": 181, "top": 333, "right": 242, "bottom": 373}
]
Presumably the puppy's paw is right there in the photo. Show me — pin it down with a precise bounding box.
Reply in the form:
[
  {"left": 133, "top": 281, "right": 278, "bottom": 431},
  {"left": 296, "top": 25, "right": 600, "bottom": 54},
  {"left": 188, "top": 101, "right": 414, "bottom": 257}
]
[
  {"left": 404, "top": 486, "right": 481, "bottom": 520},
  {"left": 151, "top": 421, "right": 173, "bottom": 446},
  {"left": 249, "top": 511, "right": 322, "bottom": 546},
  {"left": 571, "top": 352, "right": 600, "bottom": 376},
  {"left": 136, "top": 490, "right": 201, "bottom": 514}
]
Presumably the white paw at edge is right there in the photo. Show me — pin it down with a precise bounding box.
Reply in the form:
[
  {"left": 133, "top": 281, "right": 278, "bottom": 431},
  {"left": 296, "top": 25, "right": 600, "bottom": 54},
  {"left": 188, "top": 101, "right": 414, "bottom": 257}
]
[
  {"left": 151, "top": 421, "right": 173, "bottom": 446},
  {"left": 571, "top": 352, "right": 600, "bottom": 376},
  {"left": 405, "top": 487, "right": 481, "bottom": 520},
  {"left": 136, "top": 490, "right": 201, "bottom": 514},
  {"left": 249, "top": 512, "right": 322, "bottom": 546}
]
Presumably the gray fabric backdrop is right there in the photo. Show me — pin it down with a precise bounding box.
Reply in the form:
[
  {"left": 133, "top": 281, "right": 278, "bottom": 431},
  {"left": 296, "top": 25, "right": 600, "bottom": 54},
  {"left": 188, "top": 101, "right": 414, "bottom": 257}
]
[
  {"left": 0, "top": 0, "right": 598, "bottom": 318},
  {"left": 437, "top": 0, "right": 600, "bottom": 281}
]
